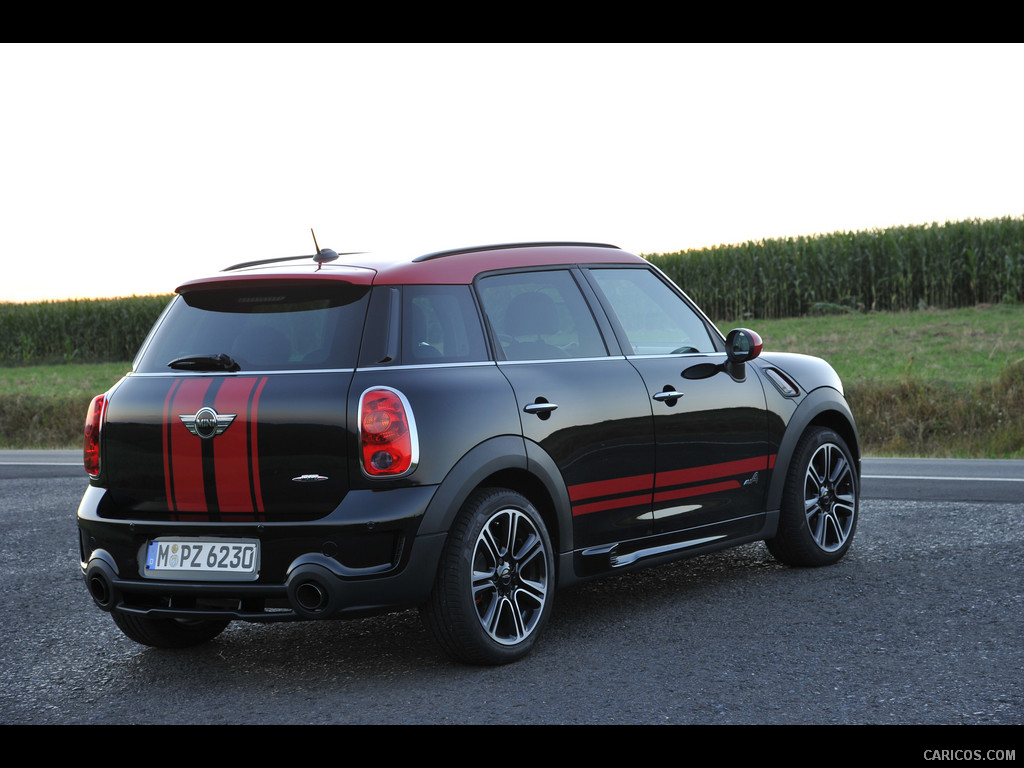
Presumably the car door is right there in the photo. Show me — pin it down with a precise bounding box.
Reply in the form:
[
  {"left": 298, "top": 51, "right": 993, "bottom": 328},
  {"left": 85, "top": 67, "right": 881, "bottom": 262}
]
[
  {"left": 475, "top": 268, "right": 656, "bottom": 552},
  {"left": 584, "top": 266, "right": 773, "bottom": 541}
]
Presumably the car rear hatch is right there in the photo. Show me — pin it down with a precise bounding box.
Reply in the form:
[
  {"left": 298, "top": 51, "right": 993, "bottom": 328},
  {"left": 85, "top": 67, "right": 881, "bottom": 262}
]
[{"left": 95, "top": 273, "right": 373, "bottom": 522}]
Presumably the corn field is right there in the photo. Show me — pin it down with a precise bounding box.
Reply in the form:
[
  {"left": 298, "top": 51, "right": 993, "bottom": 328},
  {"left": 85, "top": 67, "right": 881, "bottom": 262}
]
[
  {"left": 1, "top": 217, "right": 1022, "bottom": 365},
  {"left": 0, "top": 295, "right": 172, "bottom": 365},
  {"left": 649, "top": 217, "right": 1024, "bottom": 321}
]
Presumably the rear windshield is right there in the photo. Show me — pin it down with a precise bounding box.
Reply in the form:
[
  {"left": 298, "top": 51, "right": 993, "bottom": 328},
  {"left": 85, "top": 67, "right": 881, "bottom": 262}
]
[{"left": 135, "top": 285, "right": 370, "bottom": 373}]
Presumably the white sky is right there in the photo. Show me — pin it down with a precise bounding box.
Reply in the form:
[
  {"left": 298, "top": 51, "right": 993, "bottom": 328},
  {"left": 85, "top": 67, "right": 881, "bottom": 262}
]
[{"left": 2, "top": 42, "right": 1022, "bottom": 302}]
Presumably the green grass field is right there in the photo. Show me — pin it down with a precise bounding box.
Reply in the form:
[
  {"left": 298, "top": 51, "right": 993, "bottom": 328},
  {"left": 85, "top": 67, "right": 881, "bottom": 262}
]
[
  {"left": 0, "top": 362, "right": 131, "bottom": 450},
  {"left": 0, "top": 362, "right": 131, "bottom": 400},
  {"left": 744, "top": 303, "right": 1023, "bottom": 386},
  {"left": 1, "top": 304, "right": 1021, "bottom": 457}
]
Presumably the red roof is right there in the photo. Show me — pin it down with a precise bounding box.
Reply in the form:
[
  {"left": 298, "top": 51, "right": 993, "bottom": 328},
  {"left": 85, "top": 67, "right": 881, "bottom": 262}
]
[{"left": 177, "top": 242, "right": 646, "bottom": 293}]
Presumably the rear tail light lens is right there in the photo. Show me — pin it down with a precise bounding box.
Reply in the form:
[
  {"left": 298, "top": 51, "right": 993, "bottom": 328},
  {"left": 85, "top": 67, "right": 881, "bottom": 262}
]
[
  {"left": 84, "top": 394, "right": 107, "bottom": 477},
  {"left": 359, "top": 387, "right": 418, "bottom": 477}
]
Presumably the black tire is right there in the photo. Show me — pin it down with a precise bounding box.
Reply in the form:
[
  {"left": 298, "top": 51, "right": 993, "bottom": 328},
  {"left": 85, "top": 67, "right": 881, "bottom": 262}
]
[
  {"left": 766, "top": 427, "right": 859, "bottom": 567},
  {"left": 422, "top": 488, "right": 554, "bottom": 665},
  {"left": 111, "top": 611, "right": 230, "bottom": 649}
]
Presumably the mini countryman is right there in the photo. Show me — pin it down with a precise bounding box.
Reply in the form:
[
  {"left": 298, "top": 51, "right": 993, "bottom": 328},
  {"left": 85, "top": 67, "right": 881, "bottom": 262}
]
[{"left": 78, "top": 241, "right": 860, "bottom": 665}]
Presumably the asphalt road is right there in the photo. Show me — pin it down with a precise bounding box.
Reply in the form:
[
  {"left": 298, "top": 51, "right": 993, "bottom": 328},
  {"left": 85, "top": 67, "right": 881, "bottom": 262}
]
[{"left": 1, "top": 451, "right": 1021, "bottom": 729}]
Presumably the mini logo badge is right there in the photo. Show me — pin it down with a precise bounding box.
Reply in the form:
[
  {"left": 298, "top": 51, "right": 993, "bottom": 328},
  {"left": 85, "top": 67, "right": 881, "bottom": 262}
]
[{"left": 180, "top": 407, "right": 236, "bottom": 439}]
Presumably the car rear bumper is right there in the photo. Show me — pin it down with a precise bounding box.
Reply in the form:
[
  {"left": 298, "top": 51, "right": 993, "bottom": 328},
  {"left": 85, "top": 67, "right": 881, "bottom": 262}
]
[{"left": 77, "top": 484, "right": 445, "bottom": 622}]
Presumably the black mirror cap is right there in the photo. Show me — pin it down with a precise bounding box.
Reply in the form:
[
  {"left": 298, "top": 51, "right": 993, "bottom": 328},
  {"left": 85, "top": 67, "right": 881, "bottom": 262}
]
[{"left": 725, "top": 328, "right": 763, "bottom": 364}]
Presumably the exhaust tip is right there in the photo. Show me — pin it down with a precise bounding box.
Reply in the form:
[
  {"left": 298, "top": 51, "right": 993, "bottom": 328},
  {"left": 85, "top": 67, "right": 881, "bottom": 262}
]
[
  {"left": 295, "top": 581, "right": 328, "bottom": 612},
  {"left": 286, "top": 563, "right": 343, "bottom": 619},
  {"left": 85, "top": 558, "right": 118, "bottom": 611},
  {"left": 88, "top": 573, "right": 110, "bottom": 604}
]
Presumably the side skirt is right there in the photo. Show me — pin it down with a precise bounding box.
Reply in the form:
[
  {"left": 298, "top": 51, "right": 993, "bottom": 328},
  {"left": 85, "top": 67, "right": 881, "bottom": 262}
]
[{"left": 559, "top": 510, "right": 779, "bottom": 587}]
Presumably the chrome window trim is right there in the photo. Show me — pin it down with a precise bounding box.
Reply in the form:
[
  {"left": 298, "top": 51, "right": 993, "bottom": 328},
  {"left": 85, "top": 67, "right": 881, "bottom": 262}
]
[
  {"left": 358, "top": 361, "right": 498, "bottom": 372},
  {"left": 127, "top": 368, "right": 358, "bottom": 377},
  {"left": 624, "top": 352, "right": 727, "bottom": 360},
  {"left": 496, "top": 355, "right": 628, "bottom": 366}
]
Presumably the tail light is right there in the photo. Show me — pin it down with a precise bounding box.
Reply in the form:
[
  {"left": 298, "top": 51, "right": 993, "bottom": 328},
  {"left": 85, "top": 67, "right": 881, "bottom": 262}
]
[
  {"left": 84, "top": 394, "right": 107, "bottom": 477},
  {"left": 359, "top": 387, "right": 418, "bottom": 477}
]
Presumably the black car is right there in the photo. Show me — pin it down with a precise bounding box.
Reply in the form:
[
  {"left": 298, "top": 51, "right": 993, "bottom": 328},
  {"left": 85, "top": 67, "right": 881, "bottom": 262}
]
[{"left": 78, "top": 241, "right": 860, "bottom": 665}]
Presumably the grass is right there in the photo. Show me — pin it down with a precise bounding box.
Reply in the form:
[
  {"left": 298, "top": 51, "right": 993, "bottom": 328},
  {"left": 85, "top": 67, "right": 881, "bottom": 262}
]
[
  {"left": 0, "top": 362, "right": 131, "bottom": 400},
  {"left": 737, "top": 303, "right": 1024, "bottom": 386},
  {"left": 0, "top": 363, "right": 130, "bottom": 449}
]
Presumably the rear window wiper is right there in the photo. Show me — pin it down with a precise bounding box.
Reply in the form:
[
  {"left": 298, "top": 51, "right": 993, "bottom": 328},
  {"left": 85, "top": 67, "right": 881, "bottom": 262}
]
[{"left": 167, "top": 353, "right": 241, "bottom": 372}]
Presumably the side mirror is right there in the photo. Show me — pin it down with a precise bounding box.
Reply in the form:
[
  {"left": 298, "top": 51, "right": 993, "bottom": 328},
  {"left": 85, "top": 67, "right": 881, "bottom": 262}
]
[
  {"left": 725, "top": 328, "right": 763, "bottom": 364},
  {"left": 724, "top": 328, "right": 762, "bottom": 380},
  {"left": 681, "top": 328, "right": 764, "bottom": 382}
]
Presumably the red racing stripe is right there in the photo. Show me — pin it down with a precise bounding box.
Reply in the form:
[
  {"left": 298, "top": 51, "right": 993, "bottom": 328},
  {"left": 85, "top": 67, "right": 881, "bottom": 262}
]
[
  {"left": 167, "top": 377, "right": 213, "bottom": 512},
  {"left": 654, "top": 480, "right": 741, "bottom": 504},
  {"left": 568, "top": 454, "right": 777, "bottom": 517},
  {"left": 655, "top": 455, "right": 771, "bottom": 489},
  {"left": 249, "top": 377, "right": 268, "bottom": 515},
  {"left": 571, "top": 493, "right": 653, "bottom": 517},
  {"left": 213, "top": 377, "right": 258, "bottom": 516},
  {"left": 569, "top": 473, "right": 654, "bottom": 502},
  {"left": 162, "top": 380, "right": 181, "bottom": 510}
]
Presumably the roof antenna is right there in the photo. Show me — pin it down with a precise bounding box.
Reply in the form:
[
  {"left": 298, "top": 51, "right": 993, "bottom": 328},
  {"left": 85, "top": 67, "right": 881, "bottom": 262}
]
[{"left": 310, "top": 228, "right": 339, "bottom": 270}]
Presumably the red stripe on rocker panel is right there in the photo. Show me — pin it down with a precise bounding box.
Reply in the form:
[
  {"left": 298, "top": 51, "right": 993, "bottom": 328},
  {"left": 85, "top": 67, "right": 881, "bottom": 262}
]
[
  {"left": 655, "top": 455, "right": 771, "bottom": 489},
  {"left": 213, "top": 377, "right": 259, "bottom": 515},
  {"left": 568, "top": 473, "right": 655, "bottom": 502},
  {"left": 654, "top": 480, "right": 741, "bottom": 504},
  {"left": 167, "top": 377, "right": 213, "bottom": 512},
  {"left": 571, "top": 493, "right": 653, "bottom": 517}
]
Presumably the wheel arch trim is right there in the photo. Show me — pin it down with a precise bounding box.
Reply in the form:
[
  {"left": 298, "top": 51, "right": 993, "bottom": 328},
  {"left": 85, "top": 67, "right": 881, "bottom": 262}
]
[
  {"left": 417, "top": 435, "right": 573, "bottom": 550},
  {"left": 766, "top": 387, "right": 861, "bottom": 512}
]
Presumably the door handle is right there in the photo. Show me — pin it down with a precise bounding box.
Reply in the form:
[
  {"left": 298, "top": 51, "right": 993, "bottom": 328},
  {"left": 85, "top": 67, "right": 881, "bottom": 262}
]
[
  {"left": 524, "top": 402, "right": 559, "bottom": 415},
  {"left": 653, "top": 390, "right": 684, "bottom": 402}
]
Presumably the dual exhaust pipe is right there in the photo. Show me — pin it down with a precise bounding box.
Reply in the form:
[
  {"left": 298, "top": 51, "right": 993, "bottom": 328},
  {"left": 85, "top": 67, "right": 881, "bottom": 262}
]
[{"left": 84, "top": 555, "right": 344, "bottom": 620}]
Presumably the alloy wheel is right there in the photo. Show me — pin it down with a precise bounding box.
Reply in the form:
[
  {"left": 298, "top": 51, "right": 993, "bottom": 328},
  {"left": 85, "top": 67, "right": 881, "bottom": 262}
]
[
  {"left": 803, "top": 442, "right": 856, "bottom": 552},
  {"left": 471, "top": 507, "right": 549, "bottom": 646}
]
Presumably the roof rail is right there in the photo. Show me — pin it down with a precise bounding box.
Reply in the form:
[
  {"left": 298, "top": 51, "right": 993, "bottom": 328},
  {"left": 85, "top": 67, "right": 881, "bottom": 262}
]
[{"left": 412, "top": 241, "right": 620, "bottom": 263}]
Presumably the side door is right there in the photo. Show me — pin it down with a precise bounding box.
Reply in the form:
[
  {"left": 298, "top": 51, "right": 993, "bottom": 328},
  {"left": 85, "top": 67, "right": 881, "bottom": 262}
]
[
  {"left": 583, "top": 267, "right": 773, "bottom": 540},
  {"left": 475, "top": 268, "right": 655, "bottom": 552}
]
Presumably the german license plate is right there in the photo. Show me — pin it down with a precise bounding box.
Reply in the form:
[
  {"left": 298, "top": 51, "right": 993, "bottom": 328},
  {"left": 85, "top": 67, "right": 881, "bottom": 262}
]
[{"left": 144, "top": 538, "right": 259, "bottom": 581}]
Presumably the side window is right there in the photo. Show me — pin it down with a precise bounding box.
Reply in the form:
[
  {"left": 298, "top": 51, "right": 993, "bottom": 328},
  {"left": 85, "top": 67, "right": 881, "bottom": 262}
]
[
  {"left": 588, "top": 268, "right": 716, "bottom": 355},
  {"left": 402, "top": 285, "right": 488, "bottom": 363},
  {"left": 476, "top": 270, "right": 608, "bottom": 361}
]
